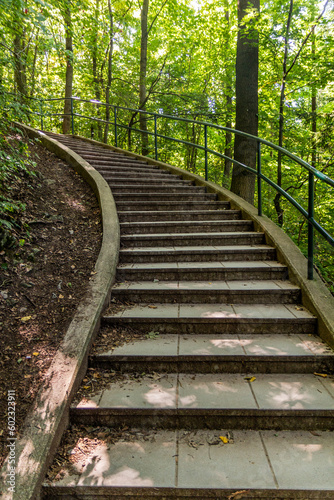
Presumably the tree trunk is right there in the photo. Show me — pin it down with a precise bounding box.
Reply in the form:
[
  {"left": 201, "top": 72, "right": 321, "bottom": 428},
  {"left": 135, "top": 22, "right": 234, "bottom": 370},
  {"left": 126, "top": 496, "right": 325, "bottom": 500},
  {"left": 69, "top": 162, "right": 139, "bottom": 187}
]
[
  {"left": 92, "top": 0, "right": 102, "bottom": 141},
  {"left": 104, "top": 0, "right": 113, "bottom": 143},
  {"left": 13, "top": 3, "right": 27, "bottom": 103},
  {"left": 223, "top": 6, "right": 233, "bottom": 187},
  {"left": 230, "top": 0, "right": 260, "bottom": 205},
  {"left": 311, "top": 27, "right": 317, "bottom": 168},
  {"left": 274, "top": 0, "right": 293, "bottom": 226},
  {"left": 30, "top": 35, "right": 39, "bottom": 97},
  {"left": 62, "top": 4, "right": 73, "bottom": 135},
  {"left": 139, "top": 0, "right": 149, "bottom": 156}
]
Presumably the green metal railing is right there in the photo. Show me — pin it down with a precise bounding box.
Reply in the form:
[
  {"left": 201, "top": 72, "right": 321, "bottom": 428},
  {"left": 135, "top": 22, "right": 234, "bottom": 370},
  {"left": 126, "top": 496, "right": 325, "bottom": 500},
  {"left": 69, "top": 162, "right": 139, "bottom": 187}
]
[{"left": 5, "top": 93, "right": 334, "bottom": 280}]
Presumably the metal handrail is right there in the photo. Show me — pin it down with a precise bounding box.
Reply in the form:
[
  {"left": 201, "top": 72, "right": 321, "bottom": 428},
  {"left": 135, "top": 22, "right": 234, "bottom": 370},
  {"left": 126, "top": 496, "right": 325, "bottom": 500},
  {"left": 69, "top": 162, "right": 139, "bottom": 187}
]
[{"left": 4, "top": 92, "right": 334, "bottom": 279}]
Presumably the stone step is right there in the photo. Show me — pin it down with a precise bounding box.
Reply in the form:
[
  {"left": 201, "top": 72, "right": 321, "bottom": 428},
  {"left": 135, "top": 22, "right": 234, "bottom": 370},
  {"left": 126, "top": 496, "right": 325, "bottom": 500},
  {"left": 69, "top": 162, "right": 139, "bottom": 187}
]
[
  {"left": 113, "top": 192, "right": 217, "bottom": 202},
  {"left": 110, "top": 184, "right": 206, "bottom": 193},
  {"left": 43, "top": 428, "right": 334, "bottom": 496},
  {"left": 87, "top": 159, "right": 152, "bottom": 168},
  {"left": 117, "top": 261, "right": 288, "bottom": 281},
  {"left": 112, "top": 280, "right": 301, "bottom": 304},
  {"left": 106, "top": 176, "right": 194, "bottom": 184},
  {"left": 120, "top": 220, "right": 253, "bottom": 234},
  {"left": 119, "top": 245, "right": 277, "bottom": 263},
  {"left": 70, "top": 372, "right": 334, "bottom": 430},
  {"left": 78, "top": 153, "right": 147, "bottom": 163},
  {"left": 101, "top": 169, "right": 180, "bottom": 179},
  {"left": 103, "top": 303, "right": 317, "bottom": 335},
  {"left": 94, "top": 165, "right": 165, "bottom": 175},
  {"left": 118, "top": 209, "right": 241, "bottom": 222},
  {"left": 115, "top": 200, "right": 231, "bottom": 211},
  {"left": 90, "top": 333, "right": 334, "bottom": 374},
  {"left": 120, "top": 232, "right": 265, "bottom": 247}
]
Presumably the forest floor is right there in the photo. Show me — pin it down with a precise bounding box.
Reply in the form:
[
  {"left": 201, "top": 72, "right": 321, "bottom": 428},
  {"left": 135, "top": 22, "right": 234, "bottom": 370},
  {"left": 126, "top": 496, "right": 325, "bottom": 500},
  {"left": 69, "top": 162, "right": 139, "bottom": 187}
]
[{"left": 0, "top": 139, "right": 102, "bottom": 468}]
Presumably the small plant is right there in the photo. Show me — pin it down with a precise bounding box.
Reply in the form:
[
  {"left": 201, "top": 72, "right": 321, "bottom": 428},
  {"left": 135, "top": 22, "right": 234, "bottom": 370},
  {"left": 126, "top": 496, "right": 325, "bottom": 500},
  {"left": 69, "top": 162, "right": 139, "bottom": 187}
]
[{"left": 145, "top": 331, "right": 160, "bottom": 340}]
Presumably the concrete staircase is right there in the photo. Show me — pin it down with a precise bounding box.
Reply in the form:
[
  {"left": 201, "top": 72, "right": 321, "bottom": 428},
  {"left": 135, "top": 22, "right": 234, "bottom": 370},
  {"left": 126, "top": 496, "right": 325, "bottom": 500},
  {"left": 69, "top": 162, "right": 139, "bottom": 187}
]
[{"left": 43, "top": 134, "right": 334, "bottom": 499}]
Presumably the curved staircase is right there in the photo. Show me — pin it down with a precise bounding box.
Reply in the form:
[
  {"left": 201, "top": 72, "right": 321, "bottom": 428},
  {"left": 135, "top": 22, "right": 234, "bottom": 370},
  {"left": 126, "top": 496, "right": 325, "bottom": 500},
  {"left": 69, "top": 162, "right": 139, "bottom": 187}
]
[{"left": 43, "top": 133, "right": 334, "bottom": 499}]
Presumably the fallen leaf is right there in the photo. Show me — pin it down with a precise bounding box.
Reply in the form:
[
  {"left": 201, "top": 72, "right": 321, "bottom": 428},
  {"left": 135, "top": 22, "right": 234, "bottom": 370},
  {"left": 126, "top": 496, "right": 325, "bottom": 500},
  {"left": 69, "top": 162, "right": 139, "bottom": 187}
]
[
  {"left": 244, "top": 376, "right": 256, "bottom": 382},
  {"left": 33, "top": 352, "right": 39, "bottom": 356},
  {"left": 220, "top": 436, "right": 229, "bottom": 444},
  {"left": 59, "top": 294, "right": 64, "bottom": 299},
  {"left": 83, "top": 386, "right": 90, "bottom": 390},
  {"left": 21, "top": 316, "right": 32, "bottom": 322},
  {"left": 148, "top": 305, "right": 157, "bottom": 309},
  {"left": 310, "top": 431, "right": 321, "bottom": 436},
  {"left": 314, "top": 372, "right": 328, "bottom": 378}
]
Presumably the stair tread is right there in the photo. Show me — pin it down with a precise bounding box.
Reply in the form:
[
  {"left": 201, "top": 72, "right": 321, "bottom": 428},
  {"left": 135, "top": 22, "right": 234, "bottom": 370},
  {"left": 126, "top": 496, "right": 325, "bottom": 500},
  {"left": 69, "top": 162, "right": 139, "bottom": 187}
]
[
  {"left": 122, "top": 231, "right": 261, "bottom": 238},
  {"left": 105, "top": 303, "right": 315, "bottom": 320},
  {"left": 120, "top": 244, "right": 274, "bottom": 252},
  {"left": 93, "top": 333, "right": 333, "bottom": 358},
  {"left": 120, "top": 220, "right": 249, "bottom": 226},
  {"left": 114, "top": 280, "right": 299, "bottom": 291},
  {"left": 43, "top": 428, "right": 334, "bottom": 492},
  {"left": 118, "top": 260, "right": 285, "bottom": 269},
  {"left": 73, "top": 372, "right": 334, "bottom": 411}
]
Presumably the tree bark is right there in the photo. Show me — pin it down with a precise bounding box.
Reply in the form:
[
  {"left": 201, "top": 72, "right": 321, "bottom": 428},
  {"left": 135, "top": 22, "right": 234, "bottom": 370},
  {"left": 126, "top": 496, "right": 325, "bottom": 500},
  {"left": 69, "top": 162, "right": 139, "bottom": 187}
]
[
  {"left": 104, "top": 0, "right": 113, "bottom": 143},
  {"left": 92, "top": 0, "right": 102, "bottom": 140},
  {"left": 62, "top": 4, "right": 73, "bottom": 135},
  {"left": 139, "top": 0, "right": 149, "bottom": 156},
  {"left": 311, "top": 28, "right": 317, "bottom": 168},
  {"left": 230, "top": 0, "right": 260, "bottom": 205},
  {"left": 223, "top": 6, "right": 233, "bottom": 187},
  {"left": 12, "top": 2, "right": 27, "bottom": 102}
]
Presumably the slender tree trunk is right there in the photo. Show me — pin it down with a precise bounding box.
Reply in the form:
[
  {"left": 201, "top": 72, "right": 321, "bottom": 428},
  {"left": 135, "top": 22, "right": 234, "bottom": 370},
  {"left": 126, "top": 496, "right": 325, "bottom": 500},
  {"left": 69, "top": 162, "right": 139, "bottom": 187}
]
[
  {"left": 13, "top": 4, "right": 27, "bottom": 103},
  {"left": 92, "top": 0, "right": 102, "bottom": 140},
  {"left": 223, "top": 6, "right": 233, "bottom": 187},
  {"left": 274, "top": 0, "right": 293, "bottom": 226},
  {"left": 62, "top": 4, "right": 73, "bottom": 135},
  {"left": 139, "top": 0, "right": 149, "bottom": 156},
  {"left": 104, "top": 0, "right": 113, "bottom": 143},
  {"left": 230, "top": 0, "right": 260, "bottom": 205},
  {"left": 311, "top": 28, "right": 317, "bottom": 168},
  {"left": 30, "top": 35, "right": 39, "bottom": 97}
]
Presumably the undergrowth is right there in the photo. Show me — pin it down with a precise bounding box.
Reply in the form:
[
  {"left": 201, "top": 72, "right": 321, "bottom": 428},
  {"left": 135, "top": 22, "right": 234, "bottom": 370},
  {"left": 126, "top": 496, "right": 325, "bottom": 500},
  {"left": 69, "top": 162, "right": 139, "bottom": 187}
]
[{"left": 0, "top": 95, "right": 37, "bottom": 251}]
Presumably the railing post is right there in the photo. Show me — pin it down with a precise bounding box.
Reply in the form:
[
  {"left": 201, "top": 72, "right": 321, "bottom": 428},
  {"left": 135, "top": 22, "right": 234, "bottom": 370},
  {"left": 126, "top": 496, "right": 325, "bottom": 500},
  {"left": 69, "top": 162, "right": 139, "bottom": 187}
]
[
  {"left": 71, "top": 97, "right": 74, "bottom": 135},
  {"left": 154, "top": 114, "right": 158, "bottom": 161},
  {"left": 40, "top": 100, "right": 44, "bottom": 131},
  {"left": 204, "top": 124, "right": 208, "bottom": 181},
  {"left": 114, "top": 106, "right": 118, "bottom": 148},
  {"left": 308, "top": 172, "right": 315, "bottom": 279},
  {"left": 257, "top": 141, "right": 262, "bottom": 216}
]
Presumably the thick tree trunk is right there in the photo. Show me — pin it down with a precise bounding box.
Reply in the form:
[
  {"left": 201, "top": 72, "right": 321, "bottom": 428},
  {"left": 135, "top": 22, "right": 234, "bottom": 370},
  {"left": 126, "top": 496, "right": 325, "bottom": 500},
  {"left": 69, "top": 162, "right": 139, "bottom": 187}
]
[
  {"left": 62, "top": 5, "right": 73, "bottom": 135},
  {"left": 230, "top": 0, "right": 260, "bottom": 205},
  {"left": 104, "top": 0, "right": 113, "bottom": 143},
  {"left": 139, "top": 0, "right": 149, "bottom": 156}
]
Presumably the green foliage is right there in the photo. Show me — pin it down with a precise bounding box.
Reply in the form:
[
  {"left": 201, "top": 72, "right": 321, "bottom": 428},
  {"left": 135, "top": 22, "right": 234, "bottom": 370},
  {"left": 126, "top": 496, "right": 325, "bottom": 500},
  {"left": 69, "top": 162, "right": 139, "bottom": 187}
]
[
  {"left": 0, "top": 0, "right": 333, "bottom": 286},
  {"left": 0, "top": 92, "right": 36, "bottom": 249}
]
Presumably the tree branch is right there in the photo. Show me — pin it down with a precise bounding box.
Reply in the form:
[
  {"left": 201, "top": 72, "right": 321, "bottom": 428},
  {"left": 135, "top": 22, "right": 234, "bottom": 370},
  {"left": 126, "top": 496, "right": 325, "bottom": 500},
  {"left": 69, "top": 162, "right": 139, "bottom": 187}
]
[
  {"left": 285, "top": 0, "right": 330, "bottom": 78},
  {"left": 147, "top": 0, "right": 168, "bottom": 37}
]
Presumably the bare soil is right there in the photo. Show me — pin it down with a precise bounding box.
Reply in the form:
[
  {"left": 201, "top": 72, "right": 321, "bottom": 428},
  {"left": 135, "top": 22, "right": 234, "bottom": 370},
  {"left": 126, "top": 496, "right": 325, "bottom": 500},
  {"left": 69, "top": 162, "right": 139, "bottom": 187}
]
[{"left": 0, "top": 139, "right": 102, "bottom": 467}]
